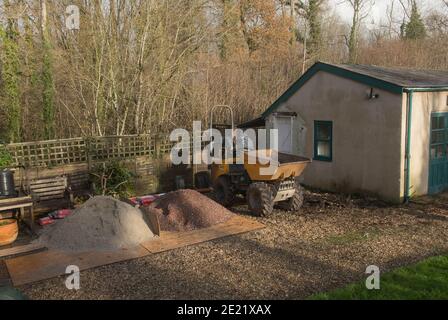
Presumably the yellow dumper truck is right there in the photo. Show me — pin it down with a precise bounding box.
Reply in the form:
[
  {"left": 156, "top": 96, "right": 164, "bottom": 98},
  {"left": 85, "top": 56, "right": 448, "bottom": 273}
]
[{"left": 211, "top": 150, "right": 311, "bottom": 217}]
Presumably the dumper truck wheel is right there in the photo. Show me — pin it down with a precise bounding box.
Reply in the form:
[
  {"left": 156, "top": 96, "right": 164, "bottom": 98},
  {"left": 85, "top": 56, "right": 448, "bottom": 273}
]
[
  {"left": 279, "top": 184, "right": 304, "bottom": 212},
  {"left": 213, "top": 176, "right": 235, "bottom": 207},
  {"left": 247, "top": 183, "right": 274, "bottom": 217}
]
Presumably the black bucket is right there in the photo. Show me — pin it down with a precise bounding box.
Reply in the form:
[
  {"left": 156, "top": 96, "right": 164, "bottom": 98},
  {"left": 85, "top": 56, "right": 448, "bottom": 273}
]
[{"left": 0, "top": 169, "right": 16, "bottom": 197}]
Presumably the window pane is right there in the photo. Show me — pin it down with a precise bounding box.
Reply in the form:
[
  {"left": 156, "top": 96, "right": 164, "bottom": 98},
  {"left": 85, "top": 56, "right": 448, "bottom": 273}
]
[
  {"left": 440, "top": 117, "right": 446, "bottom": 129},
  {"left": 317, "top": 123, "right": 331, "bottom": 140},
  {"left": 431, "top": 131, "right": 445, "bottom": 144},
  {"left": 431, "top": 145, "right": 445, "bottom": 160},
  {"left": 438, "top": 145, "right": 445, "bottom": 158},
  {"left": 317, "top": 141, "right": 331, "bottom": 158},
  {"left": 432, "top": 117, "right": 446, "bottom": 130}
]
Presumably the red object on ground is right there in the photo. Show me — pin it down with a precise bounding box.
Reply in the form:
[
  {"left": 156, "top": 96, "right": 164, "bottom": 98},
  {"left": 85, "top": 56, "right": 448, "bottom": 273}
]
[
  {"left": 38, "top": 217, "right": 55, "bottom": 226},
  {"left": 48, "top": 209, "right": 73, "bottom": 220},
  {"left": 139, "top": 195, "right": 158, "bottom": 206},
  {"left": 54, "top": 209, "right": 73, "bottom": 219},
  {"left": 128, "top": 194, "right": 164, "bottom": 207}
]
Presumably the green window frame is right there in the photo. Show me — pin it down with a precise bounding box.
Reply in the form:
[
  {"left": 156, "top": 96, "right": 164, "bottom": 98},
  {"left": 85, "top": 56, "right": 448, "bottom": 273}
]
[
  {"left": 314, "top": 121, "right": 333, "bottom": 162},
  {"left": 429, "top": 113, "right": 448, "bottom": 194}
]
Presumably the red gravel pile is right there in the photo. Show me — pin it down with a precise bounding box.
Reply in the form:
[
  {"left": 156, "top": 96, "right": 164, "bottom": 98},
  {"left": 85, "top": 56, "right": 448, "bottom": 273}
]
[{"left": 146, "top": 189, "right": 234, "bottom": 232}]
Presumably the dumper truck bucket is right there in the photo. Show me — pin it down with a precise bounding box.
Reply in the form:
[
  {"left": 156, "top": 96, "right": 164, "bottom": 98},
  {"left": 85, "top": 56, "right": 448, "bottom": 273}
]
[{"left": 244, "top": 150, "right": 311, "bottom": 181}]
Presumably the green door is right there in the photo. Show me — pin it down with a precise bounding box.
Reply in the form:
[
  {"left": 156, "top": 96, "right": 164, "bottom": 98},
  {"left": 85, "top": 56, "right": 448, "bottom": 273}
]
[{"left": 429, "top": 113, "right": 448, "bottom": 194}]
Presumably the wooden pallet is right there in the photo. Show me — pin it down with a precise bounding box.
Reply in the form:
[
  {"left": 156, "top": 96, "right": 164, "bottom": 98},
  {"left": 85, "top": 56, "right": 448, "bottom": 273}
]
[{"left": 6, "top": 215, "right": 265, "bottom": 286}]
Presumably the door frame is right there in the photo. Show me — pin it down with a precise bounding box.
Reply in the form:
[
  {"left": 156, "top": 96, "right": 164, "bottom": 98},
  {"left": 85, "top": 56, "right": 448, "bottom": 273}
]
[
  {"left": 428, "top": 112, "right": 448, "bottom": 194},
  {"left": 273, "top": 115, "right": 295, "bottom": 154}
]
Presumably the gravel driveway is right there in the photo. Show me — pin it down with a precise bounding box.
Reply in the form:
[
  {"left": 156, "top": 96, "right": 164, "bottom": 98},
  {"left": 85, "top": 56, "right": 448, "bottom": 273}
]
[{"left": 19, "top": 191, "right": 448, "bottom": 300}]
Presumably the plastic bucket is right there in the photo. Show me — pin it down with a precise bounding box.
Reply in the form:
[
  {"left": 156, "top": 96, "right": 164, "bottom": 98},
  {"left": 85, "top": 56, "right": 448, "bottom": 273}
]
[
  {"left": 0, "top": 219, "right": 19, "bottom": 246},
  {"left": 0, "top": 170, "right": 16, "bottom": 197}
]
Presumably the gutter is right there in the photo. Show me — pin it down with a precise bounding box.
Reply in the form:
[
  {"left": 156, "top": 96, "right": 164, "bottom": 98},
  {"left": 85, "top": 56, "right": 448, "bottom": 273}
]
[{"left": 404, "top": 87, "right": 448, "bottom": 93}]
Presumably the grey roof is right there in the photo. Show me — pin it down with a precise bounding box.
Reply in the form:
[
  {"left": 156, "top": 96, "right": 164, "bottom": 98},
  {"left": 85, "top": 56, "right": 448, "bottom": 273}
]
[
  {"left": 238, "top": 117, "right": 265, "bottom": 129},
  {"left": 335, "top": 63, "right": 448, "bottom": 88},
  {"left": 262, "top": 62, "right": 448, "bottom": 117}
]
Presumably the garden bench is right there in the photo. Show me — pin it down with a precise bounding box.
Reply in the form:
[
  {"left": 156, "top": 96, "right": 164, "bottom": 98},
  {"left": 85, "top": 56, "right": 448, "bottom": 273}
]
[{"left": 25, "top": 176, "right": 74, "bottom": 213}]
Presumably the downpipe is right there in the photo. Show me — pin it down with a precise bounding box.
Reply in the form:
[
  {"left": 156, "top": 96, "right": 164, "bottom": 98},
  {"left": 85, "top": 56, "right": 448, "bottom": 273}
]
[{"left": 404, "top": 90, "right": 413, "bottom": 204}]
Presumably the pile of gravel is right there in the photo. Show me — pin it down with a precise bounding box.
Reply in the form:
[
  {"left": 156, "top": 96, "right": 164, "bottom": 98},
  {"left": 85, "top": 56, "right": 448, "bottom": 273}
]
[
  {"left": 146, "top": 189, "right": 234, "bottom": 232},
  {"left": 37, "top": 196, "right": 155, "bottom": 252}
]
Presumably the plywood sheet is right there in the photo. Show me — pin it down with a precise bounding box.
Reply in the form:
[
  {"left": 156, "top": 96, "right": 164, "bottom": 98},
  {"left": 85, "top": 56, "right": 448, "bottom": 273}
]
[
  {"left": 6, "top": 215, "right": 265, "bottom": 286},
  {"left": 141, "top": 216, "right": 265, "bottom": 253},
  {"left": 6, "top": 246, "right": 149, "bottom": 286}
]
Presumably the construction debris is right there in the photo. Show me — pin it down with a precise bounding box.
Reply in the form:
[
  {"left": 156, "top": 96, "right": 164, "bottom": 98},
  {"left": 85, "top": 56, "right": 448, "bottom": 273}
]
[
  {"left": 129, "top": 195, "right": 163, "bottom": 207},
  {"left": 36, "top": 196, "right": 155, "bottom": 252},
  {"left": 146, "top": 189, "right": 234, "bottom": 232},
  {"left": 38, "top": 209, "right": 74, "bottom": 226}
]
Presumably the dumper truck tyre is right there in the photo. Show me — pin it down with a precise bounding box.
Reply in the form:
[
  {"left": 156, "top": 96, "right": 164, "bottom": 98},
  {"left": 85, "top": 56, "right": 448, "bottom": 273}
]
[
  {"left": 279, "top": 184, "right": 304, "bottom": 212},
  {"left": 213, "top": 176, "right": 235, "bottom": 207},
  {"left": 247, "top": 183, "right": 274, "bottom": 217}
]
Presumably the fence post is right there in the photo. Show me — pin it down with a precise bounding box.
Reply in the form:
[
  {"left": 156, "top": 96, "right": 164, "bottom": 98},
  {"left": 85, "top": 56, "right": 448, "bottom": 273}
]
[
  {"left": 154, "top": 135, "right": 163, "bottom": 192},
  {"left": 154, "top": 135, "right": 160, "bottom": 158},
  {"left": 85, "top": 138, "right": 92, "bottom": 171}
]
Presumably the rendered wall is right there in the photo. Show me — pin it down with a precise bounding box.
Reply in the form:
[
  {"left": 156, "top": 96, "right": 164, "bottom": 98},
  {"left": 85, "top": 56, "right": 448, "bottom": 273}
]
[
  {"left": 266, "top": 71, "right": 404, "bottom": 203},
  {"left": 408, "top": 91, "right": 448, "bottom": 197}
]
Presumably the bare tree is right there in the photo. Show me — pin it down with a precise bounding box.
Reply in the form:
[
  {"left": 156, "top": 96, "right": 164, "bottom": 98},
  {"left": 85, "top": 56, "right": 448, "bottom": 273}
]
[
  {"left": 343, "top": 0, "right": 375, "bottom": 63},
  {"left": 426, "top": 1, "right": 448, "bottom": 36},
  {"left": 0, "top": 0, "right": 447, "bottom": 142},
  {"left": 398, "top": 0, "right": 412, "bottom": 18}
]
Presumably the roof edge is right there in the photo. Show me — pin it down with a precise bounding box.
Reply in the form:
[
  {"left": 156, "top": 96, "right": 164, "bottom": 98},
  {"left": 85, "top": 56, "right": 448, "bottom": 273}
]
[
  {"left": 404, "top": 87, "right": 448, "bottom": 92},
  {"left": 262, "top": 62, "right": 404, "bottom": 117}
]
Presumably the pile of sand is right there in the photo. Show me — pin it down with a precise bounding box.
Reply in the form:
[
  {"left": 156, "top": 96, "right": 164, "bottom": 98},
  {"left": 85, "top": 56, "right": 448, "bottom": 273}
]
[
  {"left": 37, "top": 196, "right": 155, "bottom": 252},
  {"left": 145, "top": 189, "right": 234, "bottom": 232}
]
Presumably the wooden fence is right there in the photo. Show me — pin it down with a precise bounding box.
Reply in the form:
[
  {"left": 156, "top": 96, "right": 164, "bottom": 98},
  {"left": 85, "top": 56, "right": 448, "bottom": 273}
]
[
  {"left": 1, "top": 135, "right": 203, "bottom": 196},
  {"left": 5, "top": 135, "right": 163, "bottom": 168}
]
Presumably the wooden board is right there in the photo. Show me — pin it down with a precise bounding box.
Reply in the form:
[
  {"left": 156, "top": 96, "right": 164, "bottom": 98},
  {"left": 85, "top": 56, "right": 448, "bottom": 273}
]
[
  {"left": 0, "top": 202, "right": 33, "bottom": 208},
  {"left": 0, "top": 196, "right": 32, "bottom": 206},
  {"left": 0, "top": 212, "right": 14, "bottom": 219},
  {"left": 0, "top": 243, "right": 45, "bottom": 259},
  {"left": 6, "top": 246, "right": 149, "bottom": 287},
  {"left": 141, "top": 216, "right": 265, "bottom": 253},
  {"left": 0, "top": 260, "right": 11, "bottom": 287},
  {"left": 6, "top": 215, "right": 265, "bottom": 286}
]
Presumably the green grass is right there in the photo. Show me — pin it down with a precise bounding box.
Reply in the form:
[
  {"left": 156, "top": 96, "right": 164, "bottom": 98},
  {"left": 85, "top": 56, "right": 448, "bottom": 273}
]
[{"left": 311, "top": 255, "right": 448, "bottom": 300}]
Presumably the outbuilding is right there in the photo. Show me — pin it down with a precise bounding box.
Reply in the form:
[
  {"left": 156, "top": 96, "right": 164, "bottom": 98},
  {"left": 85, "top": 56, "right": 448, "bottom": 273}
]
[{"left": 262, "top": 62, "right": 448, "bottom": 203}]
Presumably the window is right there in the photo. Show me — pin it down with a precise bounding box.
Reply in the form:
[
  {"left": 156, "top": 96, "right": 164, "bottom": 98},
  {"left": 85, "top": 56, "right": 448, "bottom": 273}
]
[
  {"left": 314, "top": 121, "right": 333, "bottom": 162},
  {"left": 430, "top": 114, "right": 448, "bottom": 161}
]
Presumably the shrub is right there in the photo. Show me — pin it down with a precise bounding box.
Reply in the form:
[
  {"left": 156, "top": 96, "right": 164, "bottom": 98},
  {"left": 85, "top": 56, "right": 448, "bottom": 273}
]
[
  {"left": 0, "top": 145, "right": 13, "bottom": 169},
  {"left": 90, "top": 161, "right": 135, "bottom": 198}
]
